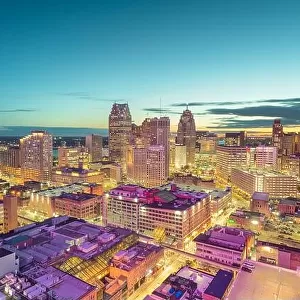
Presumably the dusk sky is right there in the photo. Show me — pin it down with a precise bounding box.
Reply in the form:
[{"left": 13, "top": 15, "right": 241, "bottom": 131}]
[{"left": 1, "top": 0, "right": 300, "bottom": 132}]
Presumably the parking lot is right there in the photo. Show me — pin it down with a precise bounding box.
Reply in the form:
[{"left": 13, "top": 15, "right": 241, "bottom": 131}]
[{"left": 228, "top": 261, "right": 300, "bottom": 300}]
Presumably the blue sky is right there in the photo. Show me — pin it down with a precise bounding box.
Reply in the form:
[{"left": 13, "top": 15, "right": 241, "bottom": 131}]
[{"left": 1, "top": 0, "right": 300, "bottom": 131}]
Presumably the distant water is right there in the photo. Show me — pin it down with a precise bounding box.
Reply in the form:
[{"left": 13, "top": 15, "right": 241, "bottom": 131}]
[{"left": 0, "top": 126, "right": 108, "bottom": 137}]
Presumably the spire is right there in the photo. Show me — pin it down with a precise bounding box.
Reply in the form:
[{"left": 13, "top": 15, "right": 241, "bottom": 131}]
[{"left": 186, "top": 103, "right": 189, "bottom": 111}]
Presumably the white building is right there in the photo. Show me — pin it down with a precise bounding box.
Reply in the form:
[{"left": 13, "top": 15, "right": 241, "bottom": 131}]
[
  {"left": 232, "top": 168, "right": 298, "bottom": 199},
  {"left": 0, "top": 248, "right": 19, "bottom": 277},
  {"left": 255, "top": 146, "right": 278, "bottom": 169},
  {"left": 194, "top": 226, "right": 254, "bottom": 266}
]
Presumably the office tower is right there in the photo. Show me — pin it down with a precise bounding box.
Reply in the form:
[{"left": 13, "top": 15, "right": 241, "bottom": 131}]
[
  {"left": 85, "top": 134, "right": 102, "bottom": 162},
  {"left": 196, "top": 132, "right": 218, "bottom": 153},
  {"left": 126, "top": 145, "right": 166, "bottom": 187},
  {"left": 20, "top": 131, "right": 53, "bottom": 182},
  {"left": 282, "top": 132, "right": 296, "bottom": 156},
  {"left": 176, "top": 108, "right": 196, "bottom": 165},
  {"left": 255, "top": 146, "right": 278, "bottom": 169},
  {"left": 109, "top": 103, "right": 132, "bottom": 173},
  {"left": 148, "top": 117, "right": 170, "bottom": 178},
  {"left": 216, "top": 146, "right": 248, "bottom": 184},
  {"left": 272, "top": 119, "right": 283, "bottom": 152},
  {"left": 225, "top": 131, "right": 246, "bottom": 147},
  {"left": 3, "top": 195, "right": 18, "bottom": 233},
  {"left": 58, "top": 146, "right": 89, "bottom": 169}
]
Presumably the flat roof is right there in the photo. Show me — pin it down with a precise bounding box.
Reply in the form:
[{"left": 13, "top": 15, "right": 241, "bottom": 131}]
[
  {"left": 279, "top": 197, "right": 300, "bottom": 206},
  {"left": 54, "top": 228, "right": 86, "bottom": 240},
  {"left": 0, "top": 248, "right": 13, "bottom": 258},
  {"left": 228, "top": 261, "right": 300, "bottom": 300},
  {"left": 194, "top": 226, "right": 252, "bottom": 252},
  {"left": 56, "top": 192, "right": 97, "bottom": 201},
  {"left": 204, "top": 269, "right": 233, "bottom": 299},
  {"left": 252, "top": 192, "right": 269, "bottom": 201}
]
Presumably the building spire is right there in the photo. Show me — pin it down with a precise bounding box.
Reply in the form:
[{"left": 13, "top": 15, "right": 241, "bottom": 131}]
[{"left": 186, "top": 103, "right": 189, "bottom": 110}]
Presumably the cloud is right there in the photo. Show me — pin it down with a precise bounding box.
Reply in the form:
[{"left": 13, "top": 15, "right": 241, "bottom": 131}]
[
  {"left": 170, "top": 97, "right": 300, "bottom": 108},
  {"left": 58, "top": 92, "right": 126, "bottom": 102},
  {"left": 58, "top": 92, "right": 90, "bottom": 97},
  {"left": 0, "top": 109, "right": 37, "bottom": 113},
  {"left": 208, "top": 105, "right": 300, "bottom": 121}
]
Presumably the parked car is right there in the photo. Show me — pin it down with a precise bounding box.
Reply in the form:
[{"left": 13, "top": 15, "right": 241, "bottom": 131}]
[{"left": 241, "top": 266, "right": 252, "bottom": 273}]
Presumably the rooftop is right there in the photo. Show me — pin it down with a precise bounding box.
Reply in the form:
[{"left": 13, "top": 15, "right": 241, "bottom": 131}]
[
  {"left": 194, "top": 226, "right": 253, "bottom": 252},
  {"left": 34, "top": 184, "right": 83, "bottom": 197},
  {"left": 0, "top": 248, "right": 13, "bottom": 258},
  {"left": 204, "top": 269, "right": 233, "bottom": 299},
  {"left": 279, "top": 197, "right": 300, "bottom": 206},
  {"left": 111, "top": 242, "right": 163, "bottom": 271},
  {"left": 56, "top": 192, "right": 98, "bottom": 201},
  {"left": 252, "top": 192, "right": 269, "bottom": 202}
]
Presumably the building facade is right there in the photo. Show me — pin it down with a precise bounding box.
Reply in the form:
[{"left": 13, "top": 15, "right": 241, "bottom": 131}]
[
  {"left": 176, "top": 108, "right": 196, "bottom": 166},
  {"left": 272, "top": 119, "right": 283, "bottom": 153},
  {"left": 216, "top": 146, "right": 248, "bottom": 185},
  {"left": 232, "top": 168, "right": 298, "bottom": 199},
  {"left": 126, "top": 145, "right": 166, "bottom": 187},
  {"left": 109, "top": 103, "right": 132, "bottom": 173},
  {"left": 20, "top": 131, "right": 53, "bottom": 182},
  {"left": 86, "top": 134, "right": 102, "bottom": 162},
  {"left": 224, "top": 131, "right": 245, "bottom": 147},
  {"left": 3, "top": 195, "right": 18, "bottom": 233},
  {"left": 54, "top": 192, "right": 101, "bottom": 219},
  {"left": 58, "top": 146, "right": 89, "bottom": 169},
  {"left": 194, "top": 226, "right": 255, "bottom": 266}
]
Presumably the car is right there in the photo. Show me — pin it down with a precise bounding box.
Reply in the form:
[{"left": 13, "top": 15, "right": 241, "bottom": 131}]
[
  {"left": 243, "top": 262, "right": 255, "bottom": 269},
  {"left": 241, "top": 266, "right": 252, "bottom": 273}
]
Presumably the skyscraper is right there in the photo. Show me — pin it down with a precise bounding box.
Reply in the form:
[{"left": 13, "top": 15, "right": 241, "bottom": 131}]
[
  {"left": 225, "top": 131, "right": 246, "bottom": 147},
  {"left": 272, "top": 119, "right": 283, "bottom": 152},
  {"left": 109, "top": 103, "right": 132, "bottom": 173},
  {"left": 85, "top": 134, "right": 103, "bottom": 162},
  {"left": 20, "top": 131, "right": 53, "bottom": 182},
  {"left": 148, "top": 117, "right": 170, "bottom": 178},
  {"left": 176, "top": 107, "right": 196, "bottom": 165}
]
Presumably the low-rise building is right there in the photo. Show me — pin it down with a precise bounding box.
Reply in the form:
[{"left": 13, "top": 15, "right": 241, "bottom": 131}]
[
  {"left": 145, "top": 266, "right": 234, "bottom": 300},
  {"left": 52, "top": 167, "right": 103, "bottom": 185},
  {"left": 29, "top": 184, "right": 84, "bottom": 217},
  {"left": 54, "top": 192, "right": 101, "bottom": 219},
  {"left": 110, "top": 242, "right": 164, "bottom": 295},
  {"left": 0, "top": 248, "right": 19, "bottom": 278},
  {"left": 228, "top": 210, "right": 266, "bottom": 232},
  {"left": 250, "top": 192, "right": 271, "bottom": 217},
  {"left": 256, "top": 240, "right": 300, "bottom": 270},
  {"left": 210, "top": 189, "right": 232, "bottom": 217},
  {"left": 194, "top": 226, "right": 255, "bottom": 267},
  {"left": 278, "top": 197, "right": 300, "bottom": 216},
  {"left": 0, "top": 266, "right": 97, "bottom": 300}
]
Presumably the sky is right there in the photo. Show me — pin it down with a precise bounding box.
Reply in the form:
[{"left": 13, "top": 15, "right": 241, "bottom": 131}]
[{"left": 1, "top": 0, "right": 300, "bottom": 132}]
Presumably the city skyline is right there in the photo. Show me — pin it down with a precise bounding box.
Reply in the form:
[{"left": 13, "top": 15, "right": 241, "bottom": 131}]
[{"left": 1, "top": 1, "right": 300, "bottom": 132}]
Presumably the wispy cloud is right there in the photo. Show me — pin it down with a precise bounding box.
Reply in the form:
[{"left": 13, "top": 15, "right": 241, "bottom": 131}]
[
  {"left": 142, "top": 107, "right": 181, "bottom": 115},
  {"left": 58, "top": 92, "right": 127, "bottom": 102},
  {"left": 170, "top": 97, "right": 300, "bottom": 108},
  {"left": 0, "top": 109, "right": 37, "bottom": 113}
]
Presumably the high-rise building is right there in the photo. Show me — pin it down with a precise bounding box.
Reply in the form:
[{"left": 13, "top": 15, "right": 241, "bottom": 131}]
[
  {"left": 148, "top": 117, "right": 170, "bottom": 178},
  {"left": 126, "top": 145, "right": 166, "bottom": 187},
  {"left": 176, "top": 108, "right": 196, "bottom": 165},
  {"left": 225, "top": 131, "right": 246, "bottom": 147},
  {"left": 58, "top": 146, "right": 89, "bottom": 169},
  {"left": 216, "top": 146, "right": 248, "bottom": 185},
  {"left": 20, "top": 131, "right": 53, "bottom": 182},
  {"left": 174, "top": 144, "right": 187, "bottom": 169},
  {"left": 255, "top": 146, "right": 278, "bottom": 169},
  {"left": 282, "top": 132, "right": 296, "bottom": 156},
  {"left": 272, "top": 119, "right": 283, "bottom": 152},
  {"left": 109, "top": 103, "right": 132, "bottom": 173},
  {"left": 85, "top": 134, "right": 102, "bottom": 162},
  {"left": 3, "top": 195, "right": 18, "bottom": 233}
]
